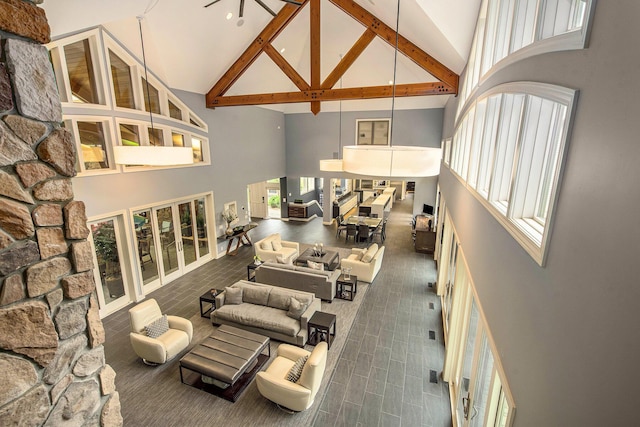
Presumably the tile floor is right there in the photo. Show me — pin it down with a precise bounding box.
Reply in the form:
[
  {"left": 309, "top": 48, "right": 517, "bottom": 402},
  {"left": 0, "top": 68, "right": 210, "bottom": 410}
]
[{"left": 101, "top": 194, "right": 451, "bottom": 426}]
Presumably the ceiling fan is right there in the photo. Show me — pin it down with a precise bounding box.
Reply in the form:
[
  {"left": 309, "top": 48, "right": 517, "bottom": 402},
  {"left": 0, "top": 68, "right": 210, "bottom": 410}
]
[{"left": 204, "top": 0, "right": 303, "bottom": 18}]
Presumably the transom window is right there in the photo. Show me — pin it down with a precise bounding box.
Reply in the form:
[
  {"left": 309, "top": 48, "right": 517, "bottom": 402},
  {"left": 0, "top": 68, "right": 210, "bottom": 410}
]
[
  {"left": 356, "top": 119, "right": 390, "bottom": 145},
  {"left": 109, "top": 50, "right": 135, "bottom": 109},
  {"left": 64, "top": 39, "right": 101, "bottom": 104}
]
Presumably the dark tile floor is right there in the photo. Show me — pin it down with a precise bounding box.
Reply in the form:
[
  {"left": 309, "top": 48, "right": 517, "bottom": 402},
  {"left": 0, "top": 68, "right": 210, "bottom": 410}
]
[{"left": 102, "top": 194, "right": 450, "bottom": 426}]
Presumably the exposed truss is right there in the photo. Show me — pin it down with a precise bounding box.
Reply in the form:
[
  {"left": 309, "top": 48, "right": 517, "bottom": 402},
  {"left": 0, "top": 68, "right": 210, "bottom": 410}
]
[{"left": 206, "top": 0, "right": 459, "bottom": 114}]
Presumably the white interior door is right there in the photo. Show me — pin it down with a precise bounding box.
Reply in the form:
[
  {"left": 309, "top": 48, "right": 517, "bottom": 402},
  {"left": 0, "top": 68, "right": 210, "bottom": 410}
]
[{"left": 248, "top": 181, "right": 267, "bottom": 219}]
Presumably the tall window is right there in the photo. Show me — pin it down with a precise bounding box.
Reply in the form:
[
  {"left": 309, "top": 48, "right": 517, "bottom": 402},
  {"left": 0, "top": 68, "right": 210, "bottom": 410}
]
[
  {"left": 64, "top": 39, "right": 100, "bottom": 104},
  {"left": 109, "top": 50, "right": 135, "bottom": 109},
  {"left": 300, "top": 177, "right": 315, "bottom": 195},
  {"left": 449, "top": 83, "right": 576, "bottom": 265},
  {"left": 456, "top": 0, "right": 593, "bottom": 120}
]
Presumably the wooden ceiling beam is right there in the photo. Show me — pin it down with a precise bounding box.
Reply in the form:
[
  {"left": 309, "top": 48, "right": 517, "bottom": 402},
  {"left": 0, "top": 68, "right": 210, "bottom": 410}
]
[
  {"left": 329, "top": 0, "right": 458, "bottom": 91},
  {"left": 310, "top": 0, "right": 321, "bottom": 114},
  {"left": 321, "top": 28, "right": 376, "bottom": 89},
  {"left": 208, "top": 82, "right": 455, "bottom": 107},
  {"left": 263, "top": 44, "right": 310, "bottom": 91},
  {"left": 205, "top": 0, "right": 309, "bottom": 107}
]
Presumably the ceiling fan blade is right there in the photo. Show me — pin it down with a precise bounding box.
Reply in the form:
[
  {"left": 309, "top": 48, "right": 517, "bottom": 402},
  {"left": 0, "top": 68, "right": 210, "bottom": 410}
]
[
  {"left": 204, "top": 0, "right": 223, "bottom": 7},
  {"left": 254, "top": 0, "right": 276, "bottom": 16},
  {"left": 280, "top": 0, "right": 303, "bottom": 5},
  {"left": 239, "top": 0, "right": 245, "bottom": 17}
]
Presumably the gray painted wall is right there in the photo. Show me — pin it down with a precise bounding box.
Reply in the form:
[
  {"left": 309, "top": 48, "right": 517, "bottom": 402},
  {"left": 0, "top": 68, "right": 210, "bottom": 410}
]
[
  {"left": 284, "top": 108, "right": 444, "bottom": 221},
  {"left": 439, "top": 3, "right": 640, "bottom": 426},
  {"left": 73, "top": 90, "right": 286, "bottom": 238}
]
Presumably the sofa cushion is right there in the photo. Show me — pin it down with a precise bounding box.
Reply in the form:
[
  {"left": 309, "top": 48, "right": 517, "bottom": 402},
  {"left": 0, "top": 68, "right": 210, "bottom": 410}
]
[
  {"left": 286, "top": 297, "right": 308, "bottom": 320},
  {"left": 225, "top": 287, "right": 243, "bottom": 305},
  {"left": 144, "top": 314, "right": 168, "bottom": 338},
  {"left": 236, "top": 283, "right": 271, "bottom": 306},
  {"left": 361, "top": 243, "right": 379, "bottom": 263},
  {"left": 264, "top": 262, "right": 296, "bottom": 271},
  {"left": 272, "top": 240, "right": 283, "bottom": 251},
  {"left": 215, "top": 304, "right": 300, "bottom": 336},
  {"left": 268, "top": 288, "right": 293, "bottom": 310},
  {"left": 286, "top": 355, "right": 308, "bottom": 383}
]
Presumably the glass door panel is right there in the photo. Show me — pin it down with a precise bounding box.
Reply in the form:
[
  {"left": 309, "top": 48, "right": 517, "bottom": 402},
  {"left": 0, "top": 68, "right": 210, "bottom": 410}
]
[
  {"left": 195, "top": 198, "right": 209, "bottom": 258},
  {"left": 456, "top": 300, "right": 479, "bottom": 426},
  {"left": 178, "top": 202, "right": 197, "bottom": 267},
  {"left": 89, "top": 218, "right": 129, "bottom": 314},
  {"left": 132, "top": 209, "right": 159, "bottom": 290},
  {"left": 470, "top": 333, "right": 495, "bottom": 427},
  {"left": 155, "top": 206, "right": 180, "bottom": 278}
]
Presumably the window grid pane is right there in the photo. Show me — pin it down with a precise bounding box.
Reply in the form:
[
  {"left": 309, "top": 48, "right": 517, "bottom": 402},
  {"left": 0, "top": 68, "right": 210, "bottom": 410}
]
[
  {"left": 142, "top": 78, "right": 161, "bottom": 114},
  {"left": 191, "top": 137, "right": 203, "bottom": 163},
  {"left": 64, "top": 39, "right": 100, "bottom": 104},
  {"left": 120, "top": 124, "right": 140, "bottom": 146},
  {"left": 477, "top": 95, "right": 503, "bottom": 196},
  {"left": 78, "top": 121, "right": 108, "bottom": 170},
  {"left": 148, "top": 127, "right": 163, "bottom": 146},
  {"left": 171, "top": 132, "right": 184, "bottom": 147},
  {"left": 109, "top": 50, "right": 135, "bottom": 109},
  {"left": 168, "top": 100, "right": 182, "bottom": 120}
]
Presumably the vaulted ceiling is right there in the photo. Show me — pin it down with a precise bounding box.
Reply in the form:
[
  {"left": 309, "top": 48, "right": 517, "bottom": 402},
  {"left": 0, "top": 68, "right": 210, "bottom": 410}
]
[{"left": 42, "top": 0, "right": 481, "bottom": 113}]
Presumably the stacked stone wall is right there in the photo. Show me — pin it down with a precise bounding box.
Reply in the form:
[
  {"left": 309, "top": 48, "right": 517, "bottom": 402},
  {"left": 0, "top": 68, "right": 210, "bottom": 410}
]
[{"left": 0, "top": 1, "right": 122, "bottom": 425}]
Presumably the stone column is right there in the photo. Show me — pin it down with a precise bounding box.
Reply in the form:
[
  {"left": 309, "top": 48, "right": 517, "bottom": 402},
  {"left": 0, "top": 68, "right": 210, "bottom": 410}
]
[{"left": 0, "top": 1, "right": 122, "bottom": 426}]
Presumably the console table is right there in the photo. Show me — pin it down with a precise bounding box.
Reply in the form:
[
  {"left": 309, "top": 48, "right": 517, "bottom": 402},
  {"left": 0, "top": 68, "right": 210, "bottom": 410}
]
[{"left": 225, "top": 224, "right": 257, "bottom": 256}]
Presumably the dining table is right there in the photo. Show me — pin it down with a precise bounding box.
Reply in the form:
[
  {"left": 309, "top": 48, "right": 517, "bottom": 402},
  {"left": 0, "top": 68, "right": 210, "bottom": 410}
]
[{"left": 342, "top": 215, "right": 382, "bottom": 229}]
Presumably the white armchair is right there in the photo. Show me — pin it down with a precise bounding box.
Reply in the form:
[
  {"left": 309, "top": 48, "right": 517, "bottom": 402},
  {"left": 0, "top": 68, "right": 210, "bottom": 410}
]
[
  {"left": 340, "top": 243, "right": 385, "bottom": 283},
  {"left": 254, "top": 233, "right": 299, "bottom": 264},
  {"left": 256, "top": 342, "right": 328, "bottom": 412},
  {"left": 129, "top": 299, "right": 193, "bottom": 365}
]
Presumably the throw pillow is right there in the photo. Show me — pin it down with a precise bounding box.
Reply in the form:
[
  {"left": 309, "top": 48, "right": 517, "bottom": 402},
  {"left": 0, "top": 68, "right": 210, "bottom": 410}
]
[
  {"left": 260, "top": 241, "right": 271, "bottom": 250},
  {"left": 362, "top": 243, "right": 379, "bottom": 263},
  {"left": 144, "top": 314, "right": 168, "bottom": 338},
  {"left": 272, "top": 240, "right": 283, "bottom": 251},
  {"left": 307, "top": 260, "right": 324, "bottom": 271},
  {"left": 285, "top": 355, "right": 308, "bottom": 383},
  {"left": 287, "top": 297, "right": 308, "bottom": 320},
  {"left": 225, "top": 286, "right": 243, "bottom": 305}
]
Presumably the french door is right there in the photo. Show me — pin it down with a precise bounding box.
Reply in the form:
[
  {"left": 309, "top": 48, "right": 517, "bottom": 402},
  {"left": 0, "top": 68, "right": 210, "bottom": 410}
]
[
  {"left": 132, "top": 196, "right": 212, "bottom": 293},
  {"left": 89, "top": 216, "right": 131, "bottom": 316}
]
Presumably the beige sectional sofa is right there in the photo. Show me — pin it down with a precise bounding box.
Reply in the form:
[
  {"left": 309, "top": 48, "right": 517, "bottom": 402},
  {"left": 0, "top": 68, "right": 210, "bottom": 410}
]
[
  {"left": 340, "top": 243, "right": 385, "bottom": 283},
  {"left": 254, "top": 233, "right": 299, "bottom": 263},
  {"left": 255, "top": 262, "right": 340, "bottom": 301},
  {"left": 211, "top": 280, "right": 320, "bottom": 346}
]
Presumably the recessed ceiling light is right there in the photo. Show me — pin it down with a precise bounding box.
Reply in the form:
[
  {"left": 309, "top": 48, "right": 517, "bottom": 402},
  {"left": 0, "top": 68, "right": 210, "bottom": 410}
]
[
  {"left": 226, "top": 12, "right": 233, "bottom": 20},
  {"left": 389, "top": 80, "right": 394, "bottom": 85},
  {"left": 280, "top": 47, "right": 285, "bottom": 53}
]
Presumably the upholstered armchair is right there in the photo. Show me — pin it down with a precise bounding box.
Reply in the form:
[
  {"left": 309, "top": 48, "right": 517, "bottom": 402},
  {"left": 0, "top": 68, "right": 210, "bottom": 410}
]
[
  {"left": 256, "top": 342, "right": 328, "bottom": 412},
  {"left": 254, "top": 233, "right": 299, "bottom": 264},
  {"left": 340, "top": 243, "right": 385, "bottom": 283},
  {"left": 129, "top": 298, "right": 193, "bottom": 365}
]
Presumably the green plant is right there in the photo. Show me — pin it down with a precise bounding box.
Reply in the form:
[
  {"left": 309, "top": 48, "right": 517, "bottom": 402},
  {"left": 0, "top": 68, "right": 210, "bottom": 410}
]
[{"left": 268, "top": 194, "right": 280, "bottom": 208}]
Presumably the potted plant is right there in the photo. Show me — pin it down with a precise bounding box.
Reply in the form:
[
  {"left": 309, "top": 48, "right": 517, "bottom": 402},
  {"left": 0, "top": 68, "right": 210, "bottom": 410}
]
[{"left": 253, "top": 255, "right": 262, "bottom": 265}]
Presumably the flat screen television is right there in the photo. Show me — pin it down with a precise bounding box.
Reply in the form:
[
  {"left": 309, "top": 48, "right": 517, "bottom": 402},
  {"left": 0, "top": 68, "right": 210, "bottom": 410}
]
[{"left": 423, "top": 204, "right": 434, "bottom": 215}]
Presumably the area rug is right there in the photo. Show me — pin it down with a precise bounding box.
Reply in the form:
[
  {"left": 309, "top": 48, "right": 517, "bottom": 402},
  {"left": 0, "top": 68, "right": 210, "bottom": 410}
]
[{"left": 120, "top": 245, "right": 367, "bottom": 426}]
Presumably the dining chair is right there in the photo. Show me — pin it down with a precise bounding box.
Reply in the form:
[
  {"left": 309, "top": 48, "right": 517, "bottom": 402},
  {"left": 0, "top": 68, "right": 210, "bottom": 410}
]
[
  {"left": 335, "top": 214, "right": 347, "bottom": 238},
  {"left": 358, "top": 224, "right": 373, "bottom": 243},
  {"left": 346, "top": 223, "right": 358, "bottom": 243},
  {"left": 372, "top": 222, "right": 385, "bottom": 243}
]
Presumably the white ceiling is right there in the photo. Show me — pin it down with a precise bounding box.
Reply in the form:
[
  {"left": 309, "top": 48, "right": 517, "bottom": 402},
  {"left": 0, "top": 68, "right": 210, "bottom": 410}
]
[{"left": 42, "top": 0, "right": 481, "bottom": 113}]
